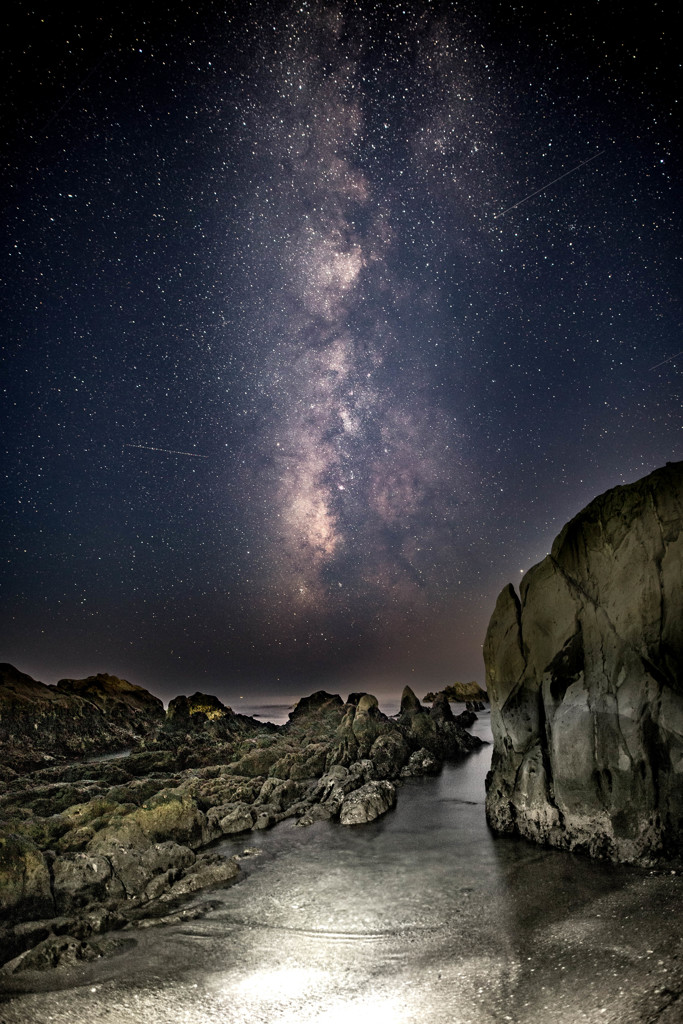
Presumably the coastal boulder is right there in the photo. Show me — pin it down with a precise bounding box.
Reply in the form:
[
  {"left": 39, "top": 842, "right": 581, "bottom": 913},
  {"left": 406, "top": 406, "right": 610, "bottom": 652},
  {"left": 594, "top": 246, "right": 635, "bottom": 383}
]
[
  {"left": 87, "top": 819, "right": 195, "bottom": 897},
  {"left": 368, "top": 730, "right": 411, "bottom": 778},
  {"left": 158, "top": 852, "right": 240, "bottom": 899},
  {"left": 207, "top": 801, "right": 255, "bottom": 836},
  {"left": 484, "top": 461, "right": 683, "bottom": 864},
  {"left": 339, "top": 780, "right": 397, "bottom": 825},
  {"left": 325, "top": 695, "right": 390, "bottom": 766},
  {"left": 52, "top": 853, "right": 114, "bottom": 913},
  {"left": 401, "top": 748, "right": 441, "bottom": 776}
]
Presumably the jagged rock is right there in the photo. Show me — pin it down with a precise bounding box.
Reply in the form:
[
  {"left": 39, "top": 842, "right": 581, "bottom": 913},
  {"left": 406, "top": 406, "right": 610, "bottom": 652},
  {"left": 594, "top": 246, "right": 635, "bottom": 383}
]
[
  {"left": 268, "top": 743, "right": 328, "bottom": 780},
  {"left": 157, "top": 852, "right": 239, "bottom": 899},
  {"left": 424, "top": 682, "right": 489, "bottom": 704},
  {"left": 400, "top": 748, "right": 441, "bottom": 777},
  {"left": 400, "top": 686, "right": 423, "bottom": 714},
  {"left": 397, "top": 686, "right": 481, "bottom": 760},
  {"left": 368, "top": 730, "right": 411, "bottom": 778},
  {"left": 455, "top": 709, "right": 478, "bottom": 729},
  {"left": 87, "top": 822, "right": 194, "bottom": 898},
  {"left": 296, "top": 804, "right": 335, "bottom": 826},
  {"left": 252, "top": 807, "right": 276, "bottom": 829},
  {"left": 327, "top": 695, "right": 400, "bottom": 767},
  {"left": 0, "top": 672, "right": 485, "bottom": 969},
  {"left": 161, "top": 695, "right": 274, "bottom": 772},
  {"left": 429, "top": 691, "right": 455, "bottom": 725},
  {"left": 0, "top": 666, "right": 164, "bottom": 769},
  {"left": 311, "top": 761, "right": 375, "bottom": 816},
  {"left": 339, "top": 780, "right": 397, "bottom": 825},
  {"left": 327, "top": 705, "right": 360, "bottom": 766},
  {"left": 255, "top": 777, "right": 304, "bottom": 812},
  {"left": 230, "top": 742, "right": 282, "bottom": 776},
  {"left": 484, "top": 461, "right": 683, "bottom": 864},
  {"left": 167, "top": 692, "right": 232, "bottom": 721},
  {"left": 286, "top": 690, "right": 344, "bottom": 723},
  {"left": 52, "top": 853, "right": 115, "bottom": 913},
  {"left": 396, "top": 687, "right": 440, "bottom": 750},
  {"left": 207, "top": 801, "right": 255, "bottom": 836},
  {"left": 0, "top": 833, "right": 54, "bottom": 922},
  {"left": 55, "top": 673, "right": 164, "bottom": 722},
  {"left": 195, "top": 773, "right": 263, "bottom": 809},
  {"left": 350, "top": 694, "right": 384, "bottom": 757}
]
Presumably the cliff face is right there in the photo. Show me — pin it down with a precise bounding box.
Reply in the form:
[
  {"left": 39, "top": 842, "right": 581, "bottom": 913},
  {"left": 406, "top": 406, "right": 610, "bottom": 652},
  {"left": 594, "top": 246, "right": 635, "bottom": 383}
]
[{"left": 484, "top": 461, "right": 683, "bottom": 864}]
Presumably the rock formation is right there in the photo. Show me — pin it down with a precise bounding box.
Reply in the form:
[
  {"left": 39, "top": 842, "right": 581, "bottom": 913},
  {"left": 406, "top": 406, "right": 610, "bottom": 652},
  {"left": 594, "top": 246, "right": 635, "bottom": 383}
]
[
  {"left": 484, "top": 461, "right": 683, "bottom": 864},
  {"left": 0, "top": 666, "right": 165, "bottom": 772},
  {"left": 423, "top": 681, "right": 489, "bottom": 704},
  {"left": 0, "top": 675, "right": 482, "bottom": 973}
]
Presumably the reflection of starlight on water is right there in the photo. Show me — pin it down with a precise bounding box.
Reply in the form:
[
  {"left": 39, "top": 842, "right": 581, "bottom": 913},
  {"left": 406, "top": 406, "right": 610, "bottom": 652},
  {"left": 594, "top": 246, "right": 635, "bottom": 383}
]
[{"left": 230, "top": 968, "right": 411, "bottom": 1023}]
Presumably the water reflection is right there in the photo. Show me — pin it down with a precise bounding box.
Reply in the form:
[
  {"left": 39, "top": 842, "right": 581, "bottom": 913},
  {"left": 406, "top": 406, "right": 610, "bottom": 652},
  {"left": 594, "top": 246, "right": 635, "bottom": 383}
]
[{"left": 1, "top": 711, "right": 680, "bottom": 1024}]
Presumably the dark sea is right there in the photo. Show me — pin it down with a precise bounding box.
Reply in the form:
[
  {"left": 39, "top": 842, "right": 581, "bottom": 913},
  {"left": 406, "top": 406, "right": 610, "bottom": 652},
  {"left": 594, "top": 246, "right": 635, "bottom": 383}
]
[{"left": 1, "top": 707, "right": 681, "bottom": 1024}]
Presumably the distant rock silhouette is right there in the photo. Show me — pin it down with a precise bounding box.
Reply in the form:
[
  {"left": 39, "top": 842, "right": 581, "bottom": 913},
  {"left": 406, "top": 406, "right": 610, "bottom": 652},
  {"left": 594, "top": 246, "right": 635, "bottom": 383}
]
[
  {"left": 484, "top": 461, "right": 683, "bottom": 864},
  {"left": 423, "top": 681, "right": 489, "bottom": 704}
]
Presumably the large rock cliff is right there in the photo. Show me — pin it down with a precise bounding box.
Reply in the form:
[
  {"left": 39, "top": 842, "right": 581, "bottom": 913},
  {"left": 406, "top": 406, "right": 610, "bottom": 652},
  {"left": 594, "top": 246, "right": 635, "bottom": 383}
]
[{"left": 484, "top": 461, "right": 683, "bottom": 864}]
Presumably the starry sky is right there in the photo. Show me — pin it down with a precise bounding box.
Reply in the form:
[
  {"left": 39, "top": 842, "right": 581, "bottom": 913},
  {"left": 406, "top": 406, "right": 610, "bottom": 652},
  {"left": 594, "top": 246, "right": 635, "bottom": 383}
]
[{"left": 2, "top": 0, "right": 680, "bottom": 706}]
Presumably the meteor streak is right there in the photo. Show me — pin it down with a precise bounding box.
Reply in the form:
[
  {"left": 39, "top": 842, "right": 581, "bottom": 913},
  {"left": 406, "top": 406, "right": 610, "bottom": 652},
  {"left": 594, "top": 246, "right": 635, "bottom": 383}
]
[
  {"left": 493, "top": 150, "right": 605, "bottom": 219},
  {"left": 123, "top": 444, "right": 208, "bottom": 458},
  {"left": 649, "top": 350, "right": 683, "bottom": 371}
]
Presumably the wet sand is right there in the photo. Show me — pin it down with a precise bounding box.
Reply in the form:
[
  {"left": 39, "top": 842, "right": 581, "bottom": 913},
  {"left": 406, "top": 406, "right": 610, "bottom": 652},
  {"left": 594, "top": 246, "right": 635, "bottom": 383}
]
[{"left": 1, "top": 716, "right": 681, "bottom": 1023}]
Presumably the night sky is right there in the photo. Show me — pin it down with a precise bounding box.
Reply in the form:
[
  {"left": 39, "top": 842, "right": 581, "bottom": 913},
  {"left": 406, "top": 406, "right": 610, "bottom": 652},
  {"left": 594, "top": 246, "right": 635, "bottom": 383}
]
[{"left": 2, "top": 1, "right": 680, "bottom": 707}]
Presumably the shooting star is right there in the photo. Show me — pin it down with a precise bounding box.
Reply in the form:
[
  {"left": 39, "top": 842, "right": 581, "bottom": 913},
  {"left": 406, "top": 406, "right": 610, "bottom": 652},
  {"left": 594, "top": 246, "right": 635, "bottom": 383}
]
[
  {"left": 124, "top": 444, "right": 208, "bottom": 458},
  {"left": 493, "top": 150, "right": 605, "bottom": 219},
  {"left": 649, "top": 350, "right": 683, "bottom": 371}
]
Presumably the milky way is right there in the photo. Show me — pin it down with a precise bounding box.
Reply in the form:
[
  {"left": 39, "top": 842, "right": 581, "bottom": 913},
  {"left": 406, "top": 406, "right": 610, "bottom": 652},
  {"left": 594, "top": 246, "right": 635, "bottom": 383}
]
[
  {"left": 1, "top": 1, "right": 680, "bottom": 701},
  {"left": 235, "top": 9, "right": 472, "bottom": 637}
]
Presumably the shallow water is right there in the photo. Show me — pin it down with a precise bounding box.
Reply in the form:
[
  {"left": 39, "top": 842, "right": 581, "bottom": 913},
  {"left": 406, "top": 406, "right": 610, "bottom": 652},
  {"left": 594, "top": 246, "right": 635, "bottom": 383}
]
[{"left": 1, "top": 712, "right": 681, "bottom": 1023}]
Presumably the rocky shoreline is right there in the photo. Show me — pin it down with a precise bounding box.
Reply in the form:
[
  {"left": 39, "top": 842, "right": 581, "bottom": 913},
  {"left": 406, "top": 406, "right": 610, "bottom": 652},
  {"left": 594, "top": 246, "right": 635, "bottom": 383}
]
[{"left": 0, "top": 666, "right": 483, "bottom": 976}]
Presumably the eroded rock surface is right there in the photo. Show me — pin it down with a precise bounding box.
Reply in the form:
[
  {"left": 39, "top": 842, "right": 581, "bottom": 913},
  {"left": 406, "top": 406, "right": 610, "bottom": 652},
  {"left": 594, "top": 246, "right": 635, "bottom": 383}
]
[
  {"left": 0, "top": 667, "right": 165, "bottom": 772},
  {"left": 339, "top": 780, "right": 397, "bottom": 825},
  {"left": 0, "top": 679, "right": 482, "bottom": 971},
  {"left": 484, "top": 461, "right": 683, "bottom": 864}
]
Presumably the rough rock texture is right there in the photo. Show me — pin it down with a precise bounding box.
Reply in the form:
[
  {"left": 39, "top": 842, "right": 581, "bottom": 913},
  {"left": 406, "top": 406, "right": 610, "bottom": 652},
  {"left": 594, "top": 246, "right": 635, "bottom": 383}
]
[
  {"left": 396, "top": 687, "right": 482, "bottom": 762},
  {"left": 339, "top": 780, "right": 397, "bottom": 825},
  {"left": 0, "top": 677, "right": 483, "bottom": 970},
  {"left": 0, "top": 834, "right": 53, "bottom": 921},
  {"left": 484, "top": 461, "right": 683, "bottom": 864},
  {"left": 0, "top": 666, "right": 165, "bottom": 770},
  {"left": 423, "top": 682, "right": 489, "bottom": 704}
]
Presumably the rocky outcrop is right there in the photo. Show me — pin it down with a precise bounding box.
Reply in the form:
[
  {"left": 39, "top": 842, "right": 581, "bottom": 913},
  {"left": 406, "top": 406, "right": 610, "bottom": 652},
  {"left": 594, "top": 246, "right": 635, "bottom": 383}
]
[
  {"left": 0, "top": 676, "right": 484, "bottom": 971},
  {"left": 395, "top": 687, "right": 482, "bottom": 762},
  {"left": 0, "top": 666, "right": 165, "bottom": 771},
  {"left": 423, "top": 682, "right": 489, "bottom": 704},
  {"left": 339, "top": 780, "right": 397, "bottom": 825},
  {"left": 0, "top": 834, "right": 54, "bottom": 921},
  {"left": 484, "top": 461, "right": 683, "bottom": 864}
]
